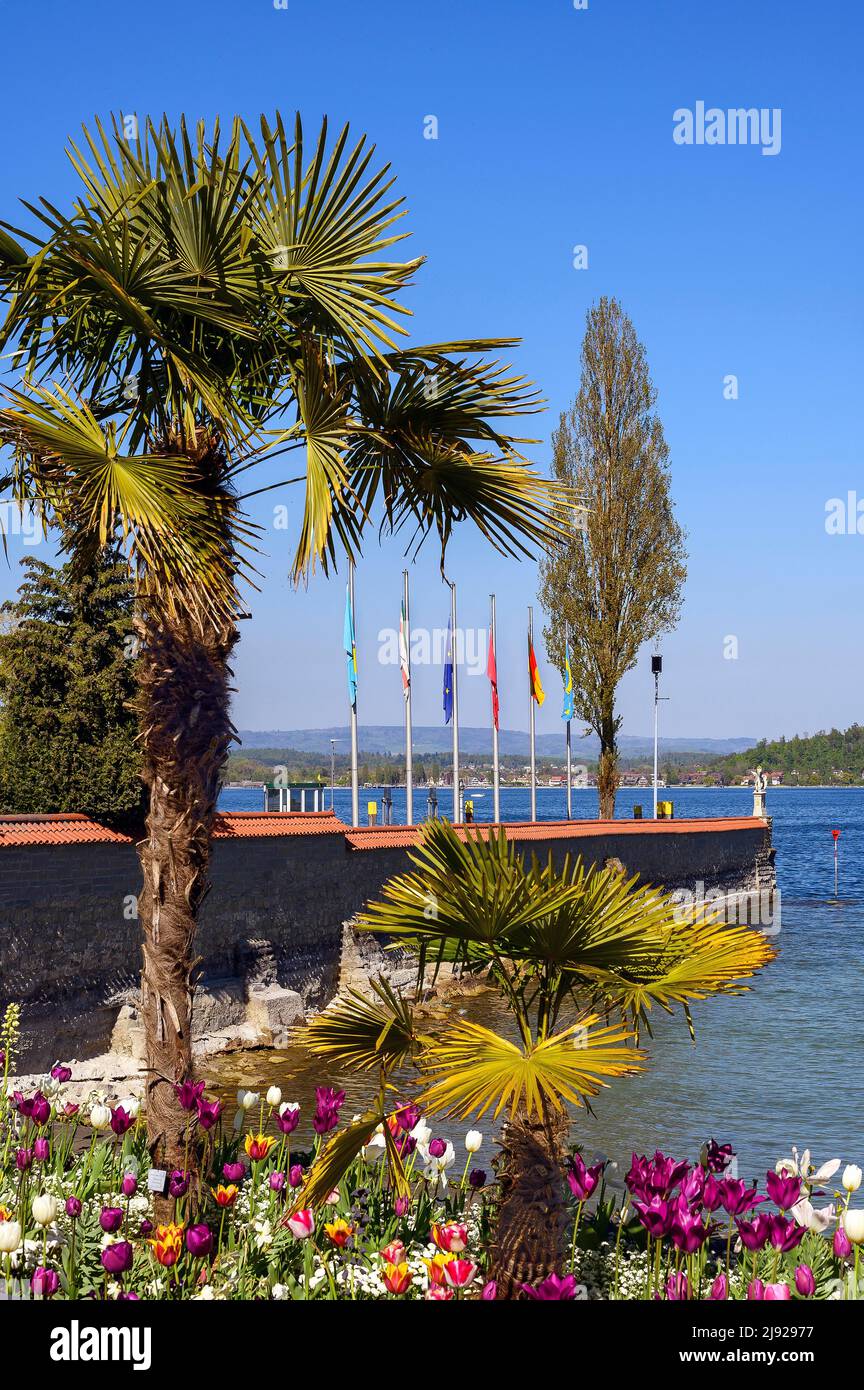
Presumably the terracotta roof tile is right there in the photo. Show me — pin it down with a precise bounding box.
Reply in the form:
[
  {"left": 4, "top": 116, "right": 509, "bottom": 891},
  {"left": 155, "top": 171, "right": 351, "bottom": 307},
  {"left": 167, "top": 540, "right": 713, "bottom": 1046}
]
[
  {"left": 344, "top": 816, "right": 764, "bottom": 850},
  {"left": 212, "top": 811, "right": 344, "bottom": 838},
  {"left": 0, "top": 809, "right": 345, "bottom": 847}
]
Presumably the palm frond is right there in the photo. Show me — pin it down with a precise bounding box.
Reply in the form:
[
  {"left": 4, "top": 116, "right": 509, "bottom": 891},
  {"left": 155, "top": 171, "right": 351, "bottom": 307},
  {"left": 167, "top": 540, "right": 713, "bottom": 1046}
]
[{"left": 301, "top": 976, "right": 425, "bottom": 1073}]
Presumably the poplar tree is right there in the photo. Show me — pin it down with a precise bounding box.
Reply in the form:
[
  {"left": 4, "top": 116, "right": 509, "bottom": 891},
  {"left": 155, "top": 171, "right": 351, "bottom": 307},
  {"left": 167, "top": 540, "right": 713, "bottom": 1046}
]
[{"left": 539, "top": 298, "right": 687, "bottom": 818}]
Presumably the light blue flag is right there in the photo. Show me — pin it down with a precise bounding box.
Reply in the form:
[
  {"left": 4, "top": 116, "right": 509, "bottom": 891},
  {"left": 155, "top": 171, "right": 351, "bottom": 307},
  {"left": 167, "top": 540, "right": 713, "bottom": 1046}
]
[
  {"left": 344, "top": 584, "right": 357, "bottom": 708},
  {"left": 562, "top": 640, "right": 575, "bottom": 721}
]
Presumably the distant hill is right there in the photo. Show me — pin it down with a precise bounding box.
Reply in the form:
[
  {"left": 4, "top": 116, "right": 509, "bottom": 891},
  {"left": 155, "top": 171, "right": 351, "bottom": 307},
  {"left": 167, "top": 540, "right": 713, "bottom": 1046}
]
[
  {"left": 238, "top": 726, "right": 758, "bottom": 759},
  {"left": 705, "top": 723, "right": 864, "bottom": 785}
]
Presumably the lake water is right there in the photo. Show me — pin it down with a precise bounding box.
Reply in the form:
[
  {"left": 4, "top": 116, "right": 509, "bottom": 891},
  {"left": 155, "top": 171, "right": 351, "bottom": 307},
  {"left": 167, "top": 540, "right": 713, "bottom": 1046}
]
[{"left": 213, "top": 785, "right": 864, "bottom": 1184}]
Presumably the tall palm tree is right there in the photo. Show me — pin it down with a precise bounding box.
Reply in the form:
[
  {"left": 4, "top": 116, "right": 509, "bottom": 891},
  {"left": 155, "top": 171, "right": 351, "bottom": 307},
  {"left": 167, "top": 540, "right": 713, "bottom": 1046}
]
[
  {"left": 0, "top": 114, "right": 570, "bottom": 1186},
  {"left": 300, "top": 821, "right": 775, "bottom": 1297}
]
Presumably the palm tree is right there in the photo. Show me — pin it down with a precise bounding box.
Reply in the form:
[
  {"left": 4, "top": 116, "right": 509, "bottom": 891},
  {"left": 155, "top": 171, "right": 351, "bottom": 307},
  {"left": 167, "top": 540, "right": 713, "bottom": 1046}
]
[
  {"left": 301, "top": 820, "right": 775, "bottom": 1297},
  {"left": 0, "top": 114, "right": 570, "bottom": 1189}
]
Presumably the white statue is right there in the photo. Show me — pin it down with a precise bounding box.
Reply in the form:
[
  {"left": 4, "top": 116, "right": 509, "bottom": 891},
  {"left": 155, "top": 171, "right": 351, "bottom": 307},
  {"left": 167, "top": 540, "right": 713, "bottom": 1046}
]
[{"left": 752, "top": 765, "right": 767, "bottom": 817}]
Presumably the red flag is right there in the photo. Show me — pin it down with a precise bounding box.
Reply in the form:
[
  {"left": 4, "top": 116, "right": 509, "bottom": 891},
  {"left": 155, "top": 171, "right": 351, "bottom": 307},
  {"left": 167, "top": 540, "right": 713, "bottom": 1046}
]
[{"left": 487, "top": 628, "right": 499, "bottom": 730}]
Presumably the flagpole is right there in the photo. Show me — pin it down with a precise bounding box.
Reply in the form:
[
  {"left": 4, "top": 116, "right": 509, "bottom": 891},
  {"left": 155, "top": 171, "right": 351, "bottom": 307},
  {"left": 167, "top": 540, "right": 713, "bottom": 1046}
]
[
  {"left": 349, "top": 561, "right": 359, "bottom": 828},
  {"left": 451, "top": 580, "right": 461, "bottom": 824},
  {"left": 565, "top": 622, "right": 572, "bottom": 820},
  {"left": 529, "top": 605, "right": 537, "bottom": 822},
  {"left": 490, "top": 594, "right": 500, "bottom": 823},
  {"left": 403, "top": 569, "right": 414, "bottom": 826}
]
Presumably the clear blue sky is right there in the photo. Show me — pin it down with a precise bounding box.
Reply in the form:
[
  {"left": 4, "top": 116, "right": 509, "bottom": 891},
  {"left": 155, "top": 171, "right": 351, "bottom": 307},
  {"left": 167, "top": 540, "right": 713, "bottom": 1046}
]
[{"left": 1, "top": 0, "right": 861, "bottom": 742}]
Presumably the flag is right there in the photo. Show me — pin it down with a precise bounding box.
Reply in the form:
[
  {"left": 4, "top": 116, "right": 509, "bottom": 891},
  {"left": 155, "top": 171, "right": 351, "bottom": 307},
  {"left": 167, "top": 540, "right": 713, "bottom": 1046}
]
[
  {"left": 343, "top": 583, "right": 357, "bottom": 707},
  {"left": 443, "top": 612, "right": 454, "bottom": 724},
  {"left": 399, "top": 599, "right": 410, "bottom": 698},
  {"left": 528, "top": 633, "right": 545, "bottom": 706},
  {"left": 562, "top": 640, "right": 575, "bottom": 721},
  {"left": 487, "top": 627, "right": 499, "bottom": 731}
]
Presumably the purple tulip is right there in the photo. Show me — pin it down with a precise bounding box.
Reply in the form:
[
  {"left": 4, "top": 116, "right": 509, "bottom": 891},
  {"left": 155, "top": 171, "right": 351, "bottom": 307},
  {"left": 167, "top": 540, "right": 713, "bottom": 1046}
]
[
  {"left": 394, "top": 1196, "right": 410, "bottom": 1217},
  {"left": 33, "top": 1137, "right": 50, "bottom": 1162},
  {"left": 117, "top": 1291, "right": 140, "bottom": 1300},
  {"left": 481, "top": 1280, "right": 497, "bottom": 1300},
  {"left": 634, "top": 1197, "right": 672, "bottom": 1238},
  {"left": 428, "top": 1138, "right": 447, "bottom": 1159},
  {"left": 223, "top": 1162, "right": 246, "bottom": 1184},
  {"left": 288, "top": 1164, "right": 304, "bottom": 1189},
  {"left": 748, "top": 1279, "right": 765, "bottom": 1300},
  {"left": 0, "top": 1049, "right": 5, "bottom": 1067},
  {"left": 522, "top": 1273, "right": 579, "bottom": 1300},
  {"left": 121, "top": 1174, "right": 138, "bottom": 1197},
  {"left": 671, "top": 1210, "right": 709, "bottom": 1254},
  {"left": 704, "top": 1139, "right": 735, "bottom": 1174},
  {"left": 174, "top": 1080, "right": 206, "bottom": 1111},
  {"left": 719, "top": 1179, "right": 764, "bottom": 1217},
  {"left": 567, "top": 1152, "right": 604, "bottom": 1202},
  {"left": 196, "top": 1098, "right": 222, "bottom": 1131},
  {"left": 101, "top": 1242, "right": 133, "bottom": 1275},
  {"left": 680, "top": 1167, "right": 706, "bottom": 1204},
  {"left": 736, "top": 1215, "right": 771, "bottom": 1252},
  {"left": 794, "top": 1264, "right": 816, "bottom": 1297},
  {"left": 395, "top": 1103, "right": 421, "bottom": 1133},
  {"left": 769, "top": 1213, "right": 806, "bottom": 1253},
  {"left": 766, "top": 1169, "right": 802, "bottom": 1211},
  {"left": 31, "top": 1093, "right": 51, "bottom": 1127},
  {"left": 276, "top": 1104, "right": 300, "bottom": 1135},
  {"left": 709, "top": 1273, "right": 728, "bottom": 1300},
  {"left": 625, "top": 1150, "right": 689, "bottom": 1202},
  {"left": 100, "top": 1207, "right": 124, "bottom": 1234},
  {"left": 701, "top": 1174, "right": 725, "bottom": 1212},
  {"left": 31, "top": 1266, "right": 60, "bottom": 1298},
  {"left": 186, "top": 1223, "right": 213, "bottom": 1258},
  {"left": 110, "top": 1106, "right": 135, "bottom": 1137},
  {"left": 139, "top": 1219, "right": 153, "bottom": 1237},
  {"left": 269, "top": 1171, "right": 286, "bottom": 1192},
  {"left": 65, "top": 1196, "right": 82, "bottom": 1219},
  {"left": 15, "top": 1147, "right": 33, "bottom": 1171},
  {"left": 312, "top": 1086, "right": 345, "bottom": 1135},
  {"left": 169, "top": 1170, "right": 190, "bottom": 1198},
  {"left": 665, "top": 1272, "right": 690, "bottom": 1301},
  {"left": 50, "top": 1064, "right": 72, "bottom": 1083},
  {"left": 834, "top": 1225, "right": 853, "bottom": 1259},
  {"left": 469, "top": 1168, "right": 487, "bottom": 1189}
]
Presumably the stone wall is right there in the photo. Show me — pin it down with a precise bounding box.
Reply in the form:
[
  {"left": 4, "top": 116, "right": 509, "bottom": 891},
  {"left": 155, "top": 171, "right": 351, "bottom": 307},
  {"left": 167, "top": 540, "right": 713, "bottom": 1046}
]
[{"left": 0, "top": 816, "right": 775, "bottom": 1074}]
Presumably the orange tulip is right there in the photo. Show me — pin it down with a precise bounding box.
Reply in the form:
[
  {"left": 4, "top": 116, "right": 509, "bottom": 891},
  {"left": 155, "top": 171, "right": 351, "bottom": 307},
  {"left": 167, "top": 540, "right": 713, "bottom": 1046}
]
[
  {"left": 244, "top": 1133, "right": 275, "bottom": 1162},
  {"left": 149, "top": 1222, "right": 185, "bottom": 1267},
  {"left": 0, "top": 1206, "right": 12, "bottom": 1222},
  {"left": 324, "top": 1217, "right": 354, "bottom": 1248},
  {"left": 423, "top": 1253, "right": 449, "bottom": 1287},
  {"left": 382, "top": 1261, "right": 412, "bottom": 1294},
  {"left": 211, "top": 1184, "right": 239, "bottom": 1208}
]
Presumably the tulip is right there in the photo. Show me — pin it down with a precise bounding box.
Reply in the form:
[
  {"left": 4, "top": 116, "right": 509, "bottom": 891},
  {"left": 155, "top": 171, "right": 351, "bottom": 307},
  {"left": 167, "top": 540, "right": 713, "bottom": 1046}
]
[
  {"left": 50, "top": 1063, "right": 72, "bottom": 1083},
  {"left": 324, "top": 1215, "right": 353, "bottom": 1247},
  {"left": 701, "top": 1174, "right": 725, "bottom": 1212},
  {"left": 764, "top": 1282, "right": 792, "bottom": 1300},
  {"left": 736, "top": 1215, "right": 771, "bottom": 1252},
  {"left": 842, "top": 1208, "right": 864, "bottom": 1245},
  {"left": 634, "top": 1197, "right": 672, "bottom": 1239},
  {"left": 65, "top": 1197, "right": 82, "bottom": 1219},
  {"left": 196, "top": 1098, "right": 222, "bottom": 1131},
  {"left": 425, "top": 1285, "right": 454, "bottom": 1300},
  {"left": 121, "top": 1174, "right": 138, "bottom": 1198},
  {"left": 31, "top": 1266, "right": 59, "bottom": 1298},
  {"left": 222, "top": 1162, "right": 246, "bottom": 1184},
  {"left": 266, "top": 1086, "right": 282, "bottom": 1108},
  {"left": 424, "top": 1253, "right": 449, "bottom": 1287},
  {"left": 382, "top": 1261, "right": 412, "bottom": 1294},
  {"left": 465, "top": 1129, "right": 483, "bottom": 1154},
  {"left": 395, "top": 1103, "right": 421, "bottom": 1133},
  {"left": 842, "top": 1165, "right": 862, "bottom": 1193},
  {"left": 671, "top": 1210, "right": 708, "bottom": 1255},
  {"left": 244, "top": 1133, "right": 275, "bottom": 1162},
  {"left": 149, "top": 1222, "right": 185, "bottom": 1267},
  {"left": 789, "top": 1198, "right": 836, "bottom": 1234},
  {"left": 277, "top": 1102, "right": 300, "bottom": 1135},
  {"left": 15, "top": 1148, "right": 33, "bottom": 1171},
  {"left": 431, "top": 1222, "right": 468, "bottom": 1254},
  {"left": 703, "top": 1139, "right": 735, "bottom": 1174},
  {"left": 394, "top": 1196, "right": 410, "bottom": 1217},
  {"left": 442, "top": 1257, "right": 477, "bottom": 1288},
  {"left": 32, "top": 1194, "right": 60, "bottom": 1227},
  {"left": 522, "top": 1273, "right": 580, "bottom": 1300},
  {"left": 186, "top": 1224, "right": 214, "bottom": 1258},
  {"left": 211, "top": 1185, "right": 239, "bottom": 1208},
  {"left": 834, "top": 1224, "right": 853, "bottom": 1258},
  {"left": 769, "top": 1214, "right": 806, "bottom": 1253},
  {"left": 794, "top": 1265, "right": 816, "bottom": 1297},
  {"left": 469, "top": 1168, "right": 487, "bottom": 1189},
  {"left": 237, "top": 1090, "right": 260, "bottom": 1110},
  {"left": 748, "top": 1279, "right": 765, "bottom": 1300},
  {"left": 33, "top": 1137, "right": 50, "bottom": 1162},
  {"left": 665, "top": 1272, "right": 690, "bottom": 1301},
  {"left": 361, "top": 1133, "right": 386, "bottom": 1163},
  {"left": 720, "top": 1178, "right": 764, "bottom": 1217},
  {"left": 567, "top": 1152, "right": 604, "bottom": 1202},
  {"left": 101, "top": 1241, "right": 134, "bottom": 1275},
  {"left": 313, "top": 1086, "right": 345, "bottom": 1135},
  {"left": 109, "top": 1105, "right": 134, "bottom": 1137},
  {"left": 89, "top": 1103, "right": 111, "bottom": 1130},
  {"left": 169, "top": 1171, "right": 190, "bottom": 1199},
  {"left": 30, "top": 1093, "right": 51, "bottom": 1126},
  {"left": 288, "top": 1165, "right": 304, "bottom": 1189},
  {"left": 0, "top": 1222, "right": 22, "bottom": 1254},
  {"left": 709, "top": 1274, "right": 728, "bottom": 1300},
  {"left": 99, "top": 1207, "right": 124, "bottom": 1233},
  {"left": 428, "top": 1137, "right": 447, "bottom": 1159},
  {"left": 269, "top": 1171, "right": 286, "bottom": 1193},
  {"left": 411, "top": 1120, "right": 432, "bottom": 1147},
  {"left": 174, "top": 1080, "right": 206, "bottom": 1111},
  {"left": 286, "top": 1209, "right": 315, "bottom": 1240},
  {"left": 766, "top": 1169, "right": 802, "bottom": 1211},
  {"left": 117, "top": 1097, "right": 140, "bottom": 1120},
  {"left": 380, "top": 1241, "right": 406, "bottom": 1264},
  {"left": 481, "top": 1280, "right": 497, "bottom": 1300}
]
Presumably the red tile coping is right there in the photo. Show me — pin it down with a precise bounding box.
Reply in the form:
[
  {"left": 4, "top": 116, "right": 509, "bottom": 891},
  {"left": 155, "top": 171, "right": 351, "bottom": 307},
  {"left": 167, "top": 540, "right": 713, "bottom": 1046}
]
[{"left": 0, "top": 810, "right": 766, "bottom": 850}]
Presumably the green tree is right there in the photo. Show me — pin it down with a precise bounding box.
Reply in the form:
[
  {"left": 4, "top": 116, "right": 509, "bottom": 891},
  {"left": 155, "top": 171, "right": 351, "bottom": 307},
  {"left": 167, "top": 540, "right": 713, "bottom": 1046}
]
[
  {"left": 539, "top": 298, "right": 687, "bottom": 818},
  {"left": 0, "top": 113, "right": 568, "bottom": 1180},
  {"left": 0, "top": 552, "right": 143, "bottom": 826}
]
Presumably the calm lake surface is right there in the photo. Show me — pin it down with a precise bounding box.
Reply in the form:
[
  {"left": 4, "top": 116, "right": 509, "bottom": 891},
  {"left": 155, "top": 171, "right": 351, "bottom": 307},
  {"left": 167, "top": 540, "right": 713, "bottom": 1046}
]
[{"left": 213, "top": 785, "right": 864, "bottom": 1183}]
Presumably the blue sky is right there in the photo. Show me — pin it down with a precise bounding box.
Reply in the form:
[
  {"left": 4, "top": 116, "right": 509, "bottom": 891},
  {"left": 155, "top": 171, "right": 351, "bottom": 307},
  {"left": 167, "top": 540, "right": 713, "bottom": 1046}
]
[{"left": 0, "top": 0, "right": 861, "bottom": 741}]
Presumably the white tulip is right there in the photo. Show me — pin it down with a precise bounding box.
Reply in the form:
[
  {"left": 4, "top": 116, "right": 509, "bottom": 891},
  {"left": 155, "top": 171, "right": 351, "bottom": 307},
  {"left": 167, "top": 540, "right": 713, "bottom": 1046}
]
[
  {"left": 266, "top": 1086, "right": 282, "bottom": 1108},
  {"left": 232, "top": 1109, "right": 244, "bottom": 1133},
  {"left": 89, "top": 1104, "right": 111, "bottom": 1131},
  {"left": 0, "top": 1221, "right": 22, "bottom": 1253},
  {"left": 279, "top": 1101, "right": 300, "bottom": 1118},
  {"left": 811, "top": 1158, "right": 841, "bottom": 1183},
  {"left": 790, "top": 1198, "right": 836, "bottom": 1233},
  {"left": 842, "top": 1164, "right": 862, "bottom": 1193},
  {"left": 117, "top": 1097, "right": 140, "bottom": 1120},
  {"left": 842, "top": 1208, "right": 864, "bottom": 1244},
  {"left": 361, "top": 1133, "right": 386, "bottom": 1163},
  {"left": 237, "top": 1089, "right": 259, "bottom": 1110},
  {"left": 31, "top": 1194, "right": 60, "bottom": 1227},
  {"left": 411, "top": 1120, "right": 432, "bottom": 1147},
  {"left": 465, "top": 1130, "right": 483, "bottom": 1154}
]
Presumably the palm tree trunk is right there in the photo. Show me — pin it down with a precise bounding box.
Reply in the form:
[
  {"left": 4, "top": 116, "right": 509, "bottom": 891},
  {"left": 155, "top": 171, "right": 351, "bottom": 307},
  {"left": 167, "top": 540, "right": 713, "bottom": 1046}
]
[
  {"left": 134, "top": 597, "right": 237, "bottom": 1211},
  {"left": 489, "top": 1100, "right": 570, "bottom": 1298}
]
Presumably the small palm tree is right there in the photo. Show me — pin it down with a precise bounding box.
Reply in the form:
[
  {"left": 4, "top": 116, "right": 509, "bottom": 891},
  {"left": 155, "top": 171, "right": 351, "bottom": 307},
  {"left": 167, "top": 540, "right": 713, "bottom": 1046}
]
[
  {"left": 0, "top": 114, "right": 569, "bottom": 1188},
  {"left": 301, "top": 820, "right": 775, "bottom": 1297}
]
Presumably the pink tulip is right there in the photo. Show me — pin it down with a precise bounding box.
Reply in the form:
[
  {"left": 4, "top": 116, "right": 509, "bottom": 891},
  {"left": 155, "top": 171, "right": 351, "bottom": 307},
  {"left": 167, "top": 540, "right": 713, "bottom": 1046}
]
[
  {"left": 764, "top": 1282, "right": 792, "bottom": 1300},
  {"left": 442, "top": 1258, "right": 477, "bottom": 1288},
  {"left": 286, "top": 1209, "right": 315, "bottom": 1240}
]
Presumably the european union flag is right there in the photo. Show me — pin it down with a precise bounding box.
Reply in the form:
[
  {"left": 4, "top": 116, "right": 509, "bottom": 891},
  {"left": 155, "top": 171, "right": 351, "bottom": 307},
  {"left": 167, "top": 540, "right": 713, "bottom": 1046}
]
[{"left": 443, "top": 612, "right": 454, "bottom": 724}]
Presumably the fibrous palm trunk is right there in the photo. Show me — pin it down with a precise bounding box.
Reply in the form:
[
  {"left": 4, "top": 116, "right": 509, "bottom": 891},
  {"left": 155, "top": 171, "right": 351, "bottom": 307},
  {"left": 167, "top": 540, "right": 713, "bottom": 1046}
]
[
  {"left": 490, "top": 1101, "right": 570, "bottom": 1298},
  {"left": 134, "top": 595, "right": 237, "bottom": 1212}
]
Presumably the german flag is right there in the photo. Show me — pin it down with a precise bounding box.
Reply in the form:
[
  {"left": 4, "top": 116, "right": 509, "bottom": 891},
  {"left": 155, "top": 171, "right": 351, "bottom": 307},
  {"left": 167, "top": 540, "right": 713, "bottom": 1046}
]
[{"left": 528, "top": 634, "right": 545, "bottom": 705}]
